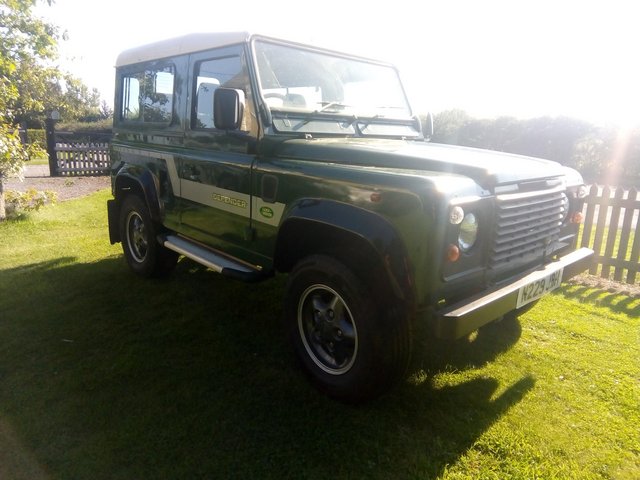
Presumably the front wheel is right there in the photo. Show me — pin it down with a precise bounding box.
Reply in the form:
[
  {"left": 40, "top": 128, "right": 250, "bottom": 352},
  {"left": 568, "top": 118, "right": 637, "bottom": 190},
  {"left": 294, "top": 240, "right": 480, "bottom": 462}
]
[
  {"left": 118, "top": 195, "right": 178, "bottom": 277},
  {"left": 284, "top": 255, "right": 411, "bottom": 403}
]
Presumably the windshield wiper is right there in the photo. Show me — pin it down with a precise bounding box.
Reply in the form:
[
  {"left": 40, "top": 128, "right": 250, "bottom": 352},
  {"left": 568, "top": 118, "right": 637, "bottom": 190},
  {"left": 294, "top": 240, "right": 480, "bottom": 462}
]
[
  {"left": 298, "top": 102, "right": 356, "bottom": 125},
  {"left": 315, "top": 101, "right": 349, "bottom": 113},
  {"left": 359, "top": 114, "right": 381, "bottom": 130}
]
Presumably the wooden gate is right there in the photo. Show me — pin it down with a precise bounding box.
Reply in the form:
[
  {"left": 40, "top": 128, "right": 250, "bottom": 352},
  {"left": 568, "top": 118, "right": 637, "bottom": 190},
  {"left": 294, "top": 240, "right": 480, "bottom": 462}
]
[
  {"left": 55, "top": 142, "right": 111, "bottom": 176},
  {"left": 45, "top": 126, "right": 112, "bottom": 177}
]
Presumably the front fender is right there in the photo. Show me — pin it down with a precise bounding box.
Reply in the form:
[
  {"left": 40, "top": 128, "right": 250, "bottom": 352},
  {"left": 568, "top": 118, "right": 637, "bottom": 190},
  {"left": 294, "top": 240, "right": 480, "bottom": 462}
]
[{"left": 275, "top": 199, "right": 413, "bottom": 302}]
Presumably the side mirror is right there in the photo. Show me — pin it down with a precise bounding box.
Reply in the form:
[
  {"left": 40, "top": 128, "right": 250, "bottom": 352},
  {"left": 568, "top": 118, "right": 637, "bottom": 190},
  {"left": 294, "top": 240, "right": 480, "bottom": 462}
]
[{"left": 214, "top": 88, "right": 245, "bottom": 130}]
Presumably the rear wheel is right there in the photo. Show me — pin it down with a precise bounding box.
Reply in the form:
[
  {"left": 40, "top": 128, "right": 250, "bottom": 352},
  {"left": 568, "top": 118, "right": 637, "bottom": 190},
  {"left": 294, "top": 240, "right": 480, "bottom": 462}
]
[
  {"left": 285, "top": 255, "right": 411, "bottom": 403},
  {"left": 119, "top": 195, "right": 178, "bottom": 277}
]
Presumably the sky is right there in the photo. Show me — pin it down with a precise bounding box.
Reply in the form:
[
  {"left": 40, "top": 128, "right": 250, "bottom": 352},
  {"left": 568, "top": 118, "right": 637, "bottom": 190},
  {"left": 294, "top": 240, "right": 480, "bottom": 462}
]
[{"left": 34, "top": 0, "right": 640, "bottom": 127}]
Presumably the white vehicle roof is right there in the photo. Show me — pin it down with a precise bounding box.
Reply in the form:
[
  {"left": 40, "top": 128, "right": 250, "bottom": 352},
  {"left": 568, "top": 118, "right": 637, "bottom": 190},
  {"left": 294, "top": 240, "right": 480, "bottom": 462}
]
[{"left": 115, "top": 32, "right": 251, "bottom": 67}]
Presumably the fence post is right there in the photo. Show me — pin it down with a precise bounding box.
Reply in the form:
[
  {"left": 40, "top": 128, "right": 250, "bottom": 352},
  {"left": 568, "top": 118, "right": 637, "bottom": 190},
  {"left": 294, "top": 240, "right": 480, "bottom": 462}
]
[{"left": 45, "top": 111, "right": 60, "bottom": 177}]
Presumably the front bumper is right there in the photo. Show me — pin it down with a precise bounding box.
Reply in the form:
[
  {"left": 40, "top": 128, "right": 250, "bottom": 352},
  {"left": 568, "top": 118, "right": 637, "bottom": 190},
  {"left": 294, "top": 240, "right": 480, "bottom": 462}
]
[{"left": 432, "top": 247, "right": 594, "bottom": 339}]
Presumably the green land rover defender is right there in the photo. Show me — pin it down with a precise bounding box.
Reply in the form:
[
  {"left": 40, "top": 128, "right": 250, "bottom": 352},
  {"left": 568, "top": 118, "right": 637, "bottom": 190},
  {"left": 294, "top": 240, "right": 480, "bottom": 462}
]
[{"left": 107, "top": 32, "right": 594, "bottom": 402}]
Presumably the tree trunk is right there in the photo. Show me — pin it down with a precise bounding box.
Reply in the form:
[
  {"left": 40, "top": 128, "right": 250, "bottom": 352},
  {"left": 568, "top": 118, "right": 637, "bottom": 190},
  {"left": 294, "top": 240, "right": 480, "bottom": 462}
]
[{"left": 0, "top": 178, "right": 5, "bottom": 222}]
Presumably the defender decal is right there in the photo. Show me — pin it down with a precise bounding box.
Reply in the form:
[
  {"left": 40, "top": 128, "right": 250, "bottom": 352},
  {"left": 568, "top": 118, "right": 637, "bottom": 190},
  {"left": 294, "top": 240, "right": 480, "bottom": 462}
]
[
  {"left": 181, "top": 180, "right": 249, "bottom": 217},
  {"left": 212, "top": 193, "right": 248, "bottom": 209}
]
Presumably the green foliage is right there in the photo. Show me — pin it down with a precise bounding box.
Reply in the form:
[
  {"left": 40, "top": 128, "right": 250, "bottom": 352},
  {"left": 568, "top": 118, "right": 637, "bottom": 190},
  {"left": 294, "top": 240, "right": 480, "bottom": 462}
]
[
  {"left": 25, "top": 127, "right": 46, "bottom": 148},
  {"left": 0, "top": 191, "right": 638, "bottom": 479},
  {"left": 0, "top": 123, "right": 46, "bottom": 220},
  {"left": 0, "top": 123, "right": 28, "bottom": 179},
  {"left": 431, "top": 110, "right": 640, "bottom": 186},
  {"left": 0, "top": 0, "right": 59, "bottom": 118},
  {"left": 57, "top": 118, "right": 113, "bottom": 132},
  {"left": 0, "top": 0, "right": 55, "bottom": 218},
  {"left": 39, "top": 72, "right": 102, "bottom": 123},
  {"left": 0, "top": 0, "right": 102, "bottom": 127},
  {"left": 3, "top": 187, "right": 56, "bottom": 219},
  {"left": 0, "top": 0, "right": 101, "bottom": 218}
]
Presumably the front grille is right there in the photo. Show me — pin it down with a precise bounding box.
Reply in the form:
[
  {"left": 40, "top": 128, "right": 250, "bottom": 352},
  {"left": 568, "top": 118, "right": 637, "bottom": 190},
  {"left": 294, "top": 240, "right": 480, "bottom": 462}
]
[{"left": 490, "top": 187, "right": 565, "bottom": 271}]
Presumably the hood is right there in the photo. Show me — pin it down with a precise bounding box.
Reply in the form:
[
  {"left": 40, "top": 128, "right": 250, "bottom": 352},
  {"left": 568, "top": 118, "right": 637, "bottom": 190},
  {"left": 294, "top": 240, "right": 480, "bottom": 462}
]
[{"left": 266, "top": 138, "right": 567, "bottom": 190}]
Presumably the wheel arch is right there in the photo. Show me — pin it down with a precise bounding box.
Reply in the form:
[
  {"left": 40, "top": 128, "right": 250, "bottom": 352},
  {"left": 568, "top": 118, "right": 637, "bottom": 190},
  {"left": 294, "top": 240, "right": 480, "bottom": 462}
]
[
  {"left": 274, "top": 200, "right": 414, "bottom": 305},
  {"left": 114, "top": 166, "right": 162, "bottom": 219},
  {"left": 108, "top": 165, "right": 163, "bottom": 244}
]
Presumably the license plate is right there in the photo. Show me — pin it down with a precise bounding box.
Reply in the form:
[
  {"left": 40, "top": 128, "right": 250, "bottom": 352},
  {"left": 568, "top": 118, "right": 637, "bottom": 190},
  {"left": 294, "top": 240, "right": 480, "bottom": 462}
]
[{"left": 516, "top": 267, "right": 564, "bottom": 309}]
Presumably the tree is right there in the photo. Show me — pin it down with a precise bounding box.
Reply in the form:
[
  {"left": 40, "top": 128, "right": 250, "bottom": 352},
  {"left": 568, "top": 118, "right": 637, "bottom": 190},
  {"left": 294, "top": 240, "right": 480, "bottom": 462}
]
[
  {"left": 1, "top": 0, "right": 58, "bottom": 219},
  {"left": 1, "top": 0, "right": 101, "bottom": 220},
  {"left": 572, "top": 132, "right": 609, "bottom": 182},
  {"left": 0, "top": 125, "right": 29, "bottom": 220},
  {"left": 1, "top": 0, "right": 59, "bottom": 115},
  {"left": 431, "top": 109, "right": 471, "bottom": 144},
  {"left": 99, "top": 99, "right": 113, "bottom": 120},
  {"left": 429, "top": 109, "right": 640, "bottom": 185},
  {"left": 43, "top": 72, "right": 101, "bottom": 122}
]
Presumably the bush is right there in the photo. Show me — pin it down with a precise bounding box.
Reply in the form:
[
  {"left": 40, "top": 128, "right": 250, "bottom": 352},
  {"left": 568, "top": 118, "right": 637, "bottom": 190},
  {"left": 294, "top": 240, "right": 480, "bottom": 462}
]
[
  {"left": 4, "top": 189, "right": 57, "bottom": 219},
  {"left": 26, "top": 129, "right": 47, "bottom": 149},
  {"left": 57, "top": 119, "right": 113, "bottom": 132}
]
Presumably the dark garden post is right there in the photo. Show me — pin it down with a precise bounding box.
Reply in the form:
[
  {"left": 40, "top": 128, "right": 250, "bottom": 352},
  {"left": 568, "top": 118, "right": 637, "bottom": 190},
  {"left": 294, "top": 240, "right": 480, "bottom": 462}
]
[{"left": 45, "top": 110, "right": 60, "bottom": 177}]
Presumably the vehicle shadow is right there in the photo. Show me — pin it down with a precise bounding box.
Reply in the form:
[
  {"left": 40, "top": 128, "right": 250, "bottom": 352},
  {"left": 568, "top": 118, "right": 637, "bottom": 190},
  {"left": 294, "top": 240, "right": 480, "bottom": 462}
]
[
  {"left": 0, "top": 256, "right": 532, "bottom": 479},
  {"left": 413, "top": 311, "right": 523, "bottom": 374}
]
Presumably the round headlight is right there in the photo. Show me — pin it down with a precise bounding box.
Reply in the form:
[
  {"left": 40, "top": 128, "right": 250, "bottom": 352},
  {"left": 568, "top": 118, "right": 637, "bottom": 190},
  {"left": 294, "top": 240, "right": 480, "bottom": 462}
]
[{"left": 458, "top": 213, "right": 479, "bottom": 252}]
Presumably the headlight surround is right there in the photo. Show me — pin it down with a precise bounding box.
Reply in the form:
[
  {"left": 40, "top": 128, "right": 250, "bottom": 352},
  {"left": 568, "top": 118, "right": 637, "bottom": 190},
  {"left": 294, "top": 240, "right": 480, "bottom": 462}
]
[
  {"left": 577, "top": 184, "right": 589, "bottom": 199},
  {"left": 560, "top": 192, "right": 570, "bottom": 223},
  {"left": 458, "top": 213, "right": 479, "bottom": 252}
]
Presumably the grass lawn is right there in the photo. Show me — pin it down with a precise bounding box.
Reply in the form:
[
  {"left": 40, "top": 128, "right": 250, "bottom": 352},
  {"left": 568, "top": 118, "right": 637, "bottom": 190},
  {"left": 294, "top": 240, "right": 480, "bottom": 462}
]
[
  {"left": 0, "top": 189, "right": 638, "bottom": 479},
  {"left": 25, "top": 157, "right": 50, "bottom": 166}
]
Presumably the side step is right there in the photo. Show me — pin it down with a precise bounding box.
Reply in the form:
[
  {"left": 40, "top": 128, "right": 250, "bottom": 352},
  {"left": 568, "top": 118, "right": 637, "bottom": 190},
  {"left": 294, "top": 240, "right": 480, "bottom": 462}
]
[{"left": 159, "top": 234, "right": 270, "bottom": 283}]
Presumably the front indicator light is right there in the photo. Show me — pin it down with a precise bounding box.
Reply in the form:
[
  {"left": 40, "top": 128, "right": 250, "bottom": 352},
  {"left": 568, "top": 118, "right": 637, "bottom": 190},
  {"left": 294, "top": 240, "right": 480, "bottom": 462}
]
[
  {"left": 446, "top": 244, "right": 461, "bottom": 262},
  {"left": 458, "top": 213, "right": 479, "bottom": 252},
  {"left": 571, "top": 211, "right": 584, "bottom": 224}
]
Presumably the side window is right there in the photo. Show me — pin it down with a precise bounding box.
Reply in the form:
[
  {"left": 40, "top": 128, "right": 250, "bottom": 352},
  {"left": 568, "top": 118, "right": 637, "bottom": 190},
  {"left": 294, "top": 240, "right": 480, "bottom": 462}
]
[
  {"left": 122, "top": 76, "right": 141, "bottom": 120},
  {"left": 121, "top": 66, "right": 175, "bottom": 123},
  {"left": 193, "top": 56, "right": 245, "bottom": 130}
]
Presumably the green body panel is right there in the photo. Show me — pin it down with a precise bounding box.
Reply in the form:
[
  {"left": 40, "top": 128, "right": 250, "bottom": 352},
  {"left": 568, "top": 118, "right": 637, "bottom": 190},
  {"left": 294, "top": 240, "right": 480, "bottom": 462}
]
[{"left": 250, "top": 146, "right": 444, "bottom": 304}]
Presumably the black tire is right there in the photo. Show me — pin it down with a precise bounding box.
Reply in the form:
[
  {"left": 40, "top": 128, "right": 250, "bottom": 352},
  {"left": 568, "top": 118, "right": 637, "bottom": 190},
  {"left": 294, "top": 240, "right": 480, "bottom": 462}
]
[
  {"left": 118, "top": 195, "right": 178, "bottom": 278},
  {"left": 284, "top": 255, "right": 411, "bottom": 403}
]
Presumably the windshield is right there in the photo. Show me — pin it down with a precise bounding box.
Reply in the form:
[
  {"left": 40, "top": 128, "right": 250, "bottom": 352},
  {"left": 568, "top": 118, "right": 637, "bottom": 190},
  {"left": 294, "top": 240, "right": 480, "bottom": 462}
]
[{"left": 253, "top": 40, "right": 412, "bottom": 120}]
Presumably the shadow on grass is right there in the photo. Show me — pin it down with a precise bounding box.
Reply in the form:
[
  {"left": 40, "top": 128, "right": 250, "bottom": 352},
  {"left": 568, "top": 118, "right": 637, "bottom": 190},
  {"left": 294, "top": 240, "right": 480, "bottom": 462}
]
[
  {"left": 558, "top": 283, "right": 640, "bottom": 317},
  {"left": 415, "top": 312, "right": 523, "bottom": 374},
  {"left": 0, "top": 257, "right": 534, "bottom": 479}
]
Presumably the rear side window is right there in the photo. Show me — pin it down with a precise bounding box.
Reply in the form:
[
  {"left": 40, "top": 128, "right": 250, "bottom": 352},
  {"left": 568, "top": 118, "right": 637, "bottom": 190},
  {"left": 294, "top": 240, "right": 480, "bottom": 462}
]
[
  {"left": 121, "top": 66, "right": 175, "bottom": 123},
  {"left": 193, "top": 56, "right": 243, "bottom": 129}
]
